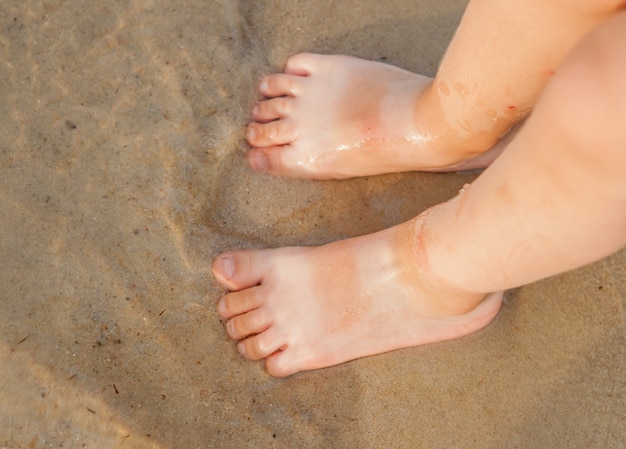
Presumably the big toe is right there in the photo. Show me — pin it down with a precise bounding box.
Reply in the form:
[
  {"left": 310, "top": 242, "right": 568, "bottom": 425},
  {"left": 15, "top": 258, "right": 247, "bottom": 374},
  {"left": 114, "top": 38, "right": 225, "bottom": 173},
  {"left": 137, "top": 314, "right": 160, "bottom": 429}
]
[
  {"left": 259, "top": 73, "right": 303, "bottom": 98},
  {"left": 283, "top": 52, "right": 323, "bottom": 76},
  {"left": 212, "top": 251, "right": 267, "bottom": 291}
]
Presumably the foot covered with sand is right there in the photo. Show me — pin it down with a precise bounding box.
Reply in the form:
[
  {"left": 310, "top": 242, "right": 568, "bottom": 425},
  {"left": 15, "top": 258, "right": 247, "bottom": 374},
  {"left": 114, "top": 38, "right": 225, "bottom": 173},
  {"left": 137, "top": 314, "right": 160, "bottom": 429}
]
[
  {"left": 246, "top": 53, "right": 503, "bottom": 179},
  {"left": 212, "top": 219, "right": 503, "bottom": 377}
]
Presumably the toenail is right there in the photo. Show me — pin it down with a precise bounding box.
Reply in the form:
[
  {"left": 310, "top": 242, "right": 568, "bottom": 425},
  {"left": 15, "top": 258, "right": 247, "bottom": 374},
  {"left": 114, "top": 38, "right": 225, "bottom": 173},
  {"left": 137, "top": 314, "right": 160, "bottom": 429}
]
[
  {"left": 227, "top": 320, "right": 235, "bottom": 336},
  {"left": 259, "top": 79, "right": 268, "bottom": 94},
  {"left": 218, "top": 298, "right": 227, "bottom": 316},
  {"left": 247, "top": 126, "right": 256, "bottom": 142},
  {"left": 220, "top": 256, "right": 235, "bottom": 279},
  {"left": 237, "top": 342, "right": 246, "bottom": 356},
  {"left": 252, "top": 104, "right": 259, "bottom": 115},
  {"left": 248, "top": 151, "right": 269, "bottom": 173}
]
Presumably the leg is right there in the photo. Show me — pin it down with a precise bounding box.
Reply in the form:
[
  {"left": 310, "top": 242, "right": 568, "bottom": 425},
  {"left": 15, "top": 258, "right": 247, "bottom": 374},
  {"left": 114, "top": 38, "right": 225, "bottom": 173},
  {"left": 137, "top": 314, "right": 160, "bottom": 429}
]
[
  {"left": 213, "top": 13, "right": 626, "bottom": 377},
  {"left": 245, "top": 0, "right": 624, "bottom": 179},
  {"left": 423, "top": 11, "right": 626, "bottom": 294}
]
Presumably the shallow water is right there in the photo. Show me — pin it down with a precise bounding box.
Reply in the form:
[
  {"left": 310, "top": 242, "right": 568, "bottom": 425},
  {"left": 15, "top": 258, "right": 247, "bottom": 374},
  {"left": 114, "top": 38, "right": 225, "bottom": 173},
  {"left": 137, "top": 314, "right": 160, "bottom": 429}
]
[{"left": 1, "top": 1, "right": 624, "bottom": 448}]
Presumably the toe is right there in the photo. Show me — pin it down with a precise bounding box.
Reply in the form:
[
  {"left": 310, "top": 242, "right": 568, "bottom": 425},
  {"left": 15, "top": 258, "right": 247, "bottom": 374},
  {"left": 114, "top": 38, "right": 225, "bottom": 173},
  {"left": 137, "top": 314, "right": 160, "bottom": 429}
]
[
  {"left": 248, "top": 145, "right": 328, "bottom": 179},
  {"left": 212, "top": 250, "right": 269, "bottom": 291},
  {"left": 259, "top": 73, "right": 302, "bottom": 97},
  {"left": 284, "top": 52, "right": 320, "bottom": 76},
  {"left": 246, "top": 120, "right": 296, "bottom": 148},
  {"left": 247, "top": 148, "right": 272, "bottom": 174},
  {"left": 218, "top": 287, "right": 264, "bottom": 319},
  {"left": 226, "top": 307, "right": 273, "bottom": 340},
  {"left": 265, "top": 349, "right": 301, "bottom": 378},
  {"left": 237, "top": 327, "right": 286, "bottom": 361},
  {"left": 247, "top": 146, "right": 293, "bottom": 177},
  {"left": 252, "top": 97, "right": 293, "bottom": 123}
]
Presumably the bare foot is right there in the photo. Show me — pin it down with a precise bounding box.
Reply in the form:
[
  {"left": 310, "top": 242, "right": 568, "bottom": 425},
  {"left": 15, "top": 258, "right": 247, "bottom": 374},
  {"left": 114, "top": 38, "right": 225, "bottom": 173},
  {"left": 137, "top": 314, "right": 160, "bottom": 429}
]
[
  {"left": 212, "top": 217, "right": 503, "bottom": 377},
  {"left": 246, "top": 53, "right": 505, "bottom": 179}
]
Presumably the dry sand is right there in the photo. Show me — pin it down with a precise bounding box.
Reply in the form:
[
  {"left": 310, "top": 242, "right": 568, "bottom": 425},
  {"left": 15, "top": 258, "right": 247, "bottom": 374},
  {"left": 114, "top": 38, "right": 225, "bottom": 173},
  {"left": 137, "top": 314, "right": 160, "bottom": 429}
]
[{"left": 0, "top": 0, "right": 624, "bottom": 448}]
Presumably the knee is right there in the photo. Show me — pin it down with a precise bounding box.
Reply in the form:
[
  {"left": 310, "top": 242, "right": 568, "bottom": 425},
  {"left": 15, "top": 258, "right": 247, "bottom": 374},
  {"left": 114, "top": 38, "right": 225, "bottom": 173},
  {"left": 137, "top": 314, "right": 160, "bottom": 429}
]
[
  {"left": 548, "top": 12, "right": 626, "bottom": 172},
  {"left": 576, "top": 11, "right": 626, "bottom": 103}
]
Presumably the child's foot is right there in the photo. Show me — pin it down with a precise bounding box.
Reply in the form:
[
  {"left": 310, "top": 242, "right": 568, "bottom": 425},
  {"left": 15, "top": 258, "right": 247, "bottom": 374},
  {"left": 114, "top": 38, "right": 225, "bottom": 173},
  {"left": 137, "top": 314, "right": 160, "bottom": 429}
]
[
  {"left": 246, "top": 53, "right": 504, "bottom": 179},
  {"left": 212, "top": 218, "right": 503, "bottom": 377}
]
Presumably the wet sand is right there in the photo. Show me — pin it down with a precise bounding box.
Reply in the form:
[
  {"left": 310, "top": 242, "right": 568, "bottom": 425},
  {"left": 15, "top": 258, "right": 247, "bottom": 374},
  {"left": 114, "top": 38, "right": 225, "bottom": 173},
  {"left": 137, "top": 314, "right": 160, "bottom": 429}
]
[{"left": 0, "top": 1, "right": 624, "bottom": 448}]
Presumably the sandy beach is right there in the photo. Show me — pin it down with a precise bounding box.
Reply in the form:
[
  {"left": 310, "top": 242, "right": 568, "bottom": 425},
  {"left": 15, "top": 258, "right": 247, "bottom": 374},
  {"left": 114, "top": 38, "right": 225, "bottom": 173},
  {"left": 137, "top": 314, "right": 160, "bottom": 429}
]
[{"left": 0, "top": 0, "right": 624, "bottom": 447}]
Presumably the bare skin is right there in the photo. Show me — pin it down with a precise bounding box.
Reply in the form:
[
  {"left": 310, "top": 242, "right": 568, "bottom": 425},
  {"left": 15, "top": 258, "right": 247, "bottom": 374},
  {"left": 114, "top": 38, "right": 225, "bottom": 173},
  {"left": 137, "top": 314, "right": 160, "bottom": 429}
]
[
  {"left": 247, "top": 55, "right": 505, "bottom": 179},
  {"left": 213, "top": 6, "right": 626, "bottom": 377},
  {"left": 213, "top": 220, "right": 503, "bottom": 377},
  {"left": 247, "top": 0, "right": 619, "bottom": 179}
]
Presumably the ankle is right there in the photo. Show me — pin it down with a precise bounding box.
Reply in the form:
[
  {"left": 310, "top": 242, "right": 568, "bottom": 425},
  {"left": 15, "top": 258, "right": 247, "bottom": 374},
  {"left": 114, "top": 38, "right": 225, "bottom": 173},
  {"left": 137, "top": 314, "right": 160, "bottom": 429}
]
[
  {"left": 396, "top": 214, "right": 488, "bottom": 316},
  {"left": 413, "top": 83, "right": 516, "bottom": 169}
]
